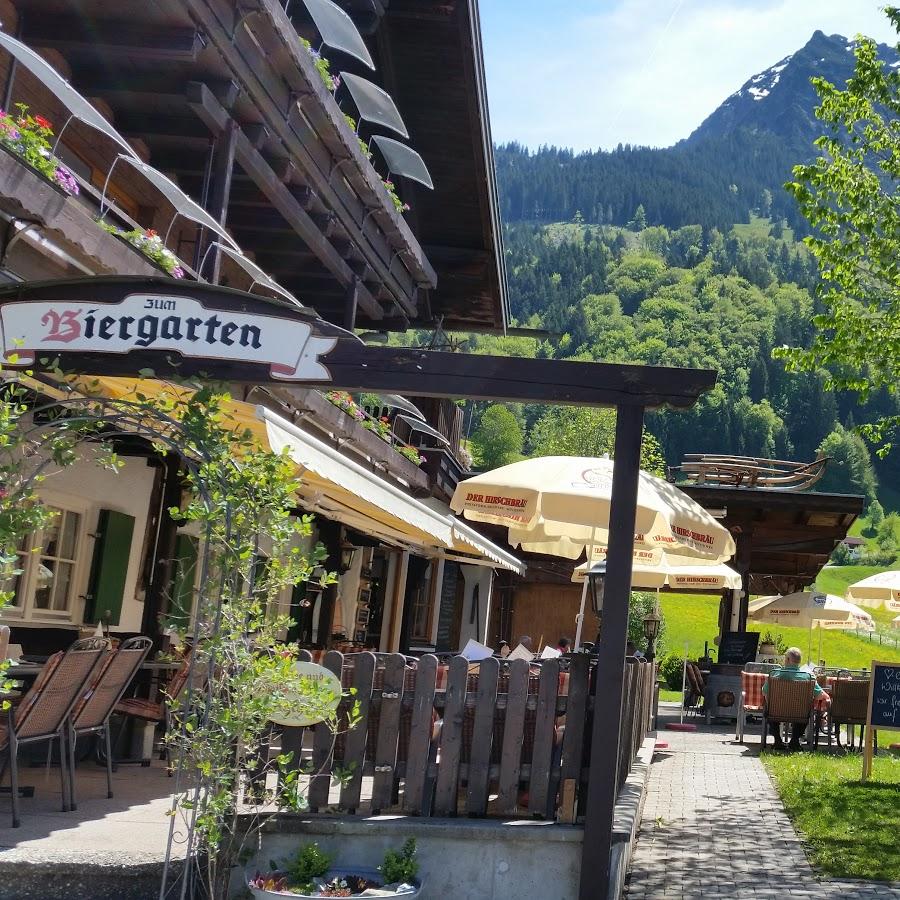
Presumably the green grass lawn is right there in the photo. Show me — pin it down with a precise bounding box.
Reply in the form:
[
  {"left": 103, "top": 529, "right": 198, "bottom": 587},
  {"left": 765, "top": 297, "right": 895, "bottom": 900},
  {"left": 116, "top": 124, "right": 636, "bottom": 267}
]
[
  {"left": 763, "top": 751, "right": 900, "bottom": 881},
  {"left": 658, "top": 689, "right": 683, "bottom": 702},
  {"left": 658, "top": 585, "right": 900, "bottom": 670}
]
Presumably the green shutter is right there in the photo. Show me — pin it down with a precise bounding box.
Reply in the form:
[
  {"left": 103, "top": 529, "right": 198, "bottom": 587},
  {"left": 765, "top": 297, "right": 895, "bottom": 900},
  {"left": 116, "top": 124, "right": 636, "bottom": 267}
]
[
  {"left": 85, "top": 509, "right": 135, "bottom": 627},
  {"left": 168, "top": 534, "right": 199, "bottom": 627}
]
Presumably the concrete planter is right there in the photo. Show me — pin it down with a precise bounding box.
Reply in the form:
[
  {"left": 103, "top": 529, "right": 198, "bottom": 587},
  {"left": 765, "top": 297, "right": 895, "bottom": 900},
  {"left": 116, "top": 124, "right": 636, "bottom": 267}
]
[{"left": 247, "top": 867, "right": 422, "bottom": 899}]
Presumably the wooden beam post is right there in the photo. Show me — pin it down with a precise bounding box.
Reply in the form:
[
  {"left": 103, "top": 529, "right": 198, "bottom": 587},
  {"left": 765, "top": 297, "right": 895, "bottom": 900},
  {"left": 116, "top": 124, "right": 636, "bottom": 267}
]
[
  {"left": 579, "top": 404, "right": 644, "bottom": 900},
  {"left": 141, "top": 453, "right": 182, "bottom": 645},
  {"left": 316, "top": 520, "right": 342, "bottom": 646},
  {"left": 205, "top": 118, "right": 238, "bottom": 284},
  {"left": 735, "top": 529, "right": 752, "bottom": 632}
]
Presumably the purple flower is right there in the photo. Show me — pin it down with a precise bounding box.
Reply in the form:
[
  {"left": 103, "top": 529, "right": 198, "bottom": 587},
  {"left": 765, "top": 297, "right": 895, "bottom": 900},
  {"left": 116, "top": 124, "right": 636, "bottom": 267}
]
[
  {"left": 171, "top": 266, "right": 185, "bottom": 279},
  {"left": 54, "top": 165, "right": 79, "bottom": 196}
]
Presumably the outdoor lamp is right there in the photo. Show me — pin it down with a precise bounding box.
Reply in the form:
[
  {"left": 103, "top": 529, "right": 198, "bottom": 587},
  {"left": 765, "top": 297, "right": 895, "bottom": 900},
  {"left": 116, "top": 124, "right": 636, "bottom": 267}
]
[
  {"left": 339, "top": 546, "right": 357, "bottom": 573},
  {"left": 586, "top": 561, "right": 606, "bottom": 645},
  {"left": 642, "top": 606, "right": 661, "bottom": 661}
]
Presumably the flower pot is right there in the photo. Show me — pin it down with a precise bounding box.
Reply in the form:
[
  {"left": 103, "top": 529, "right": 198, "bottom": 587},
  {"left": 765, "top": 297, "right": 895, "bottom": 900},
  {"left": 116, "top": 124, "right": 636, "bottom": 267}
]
[
  {"left": 247, "top": 867, "right": 422, "bottom": 899},
  {"left": 759, "top": 642, "right": 776, "bottom": 656}
]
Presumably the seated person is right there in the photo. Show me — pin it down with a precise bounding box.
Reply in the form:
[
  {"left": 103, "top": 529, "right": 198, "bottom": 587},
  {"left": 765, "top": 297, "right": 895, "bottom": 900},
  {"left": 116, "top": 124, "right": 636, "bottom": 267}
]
[
  {"left": 556, "top": 636, "right": 571, "bottom": 654},
  {"left": 762, "top": 647, "right": 829, "bottom": 750},
  {"left": 625, "top": 640, "right": 644, "bottom": 659}
]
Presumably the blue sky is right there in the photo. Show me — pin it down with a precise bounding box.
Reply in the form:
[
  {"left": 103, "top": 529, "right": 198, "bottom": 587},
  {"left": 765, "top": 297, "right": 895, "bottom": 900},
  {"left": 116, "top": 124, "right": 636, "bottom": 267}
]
[{"left": 480, "top": 0, "right": 897, "bottom": 151}]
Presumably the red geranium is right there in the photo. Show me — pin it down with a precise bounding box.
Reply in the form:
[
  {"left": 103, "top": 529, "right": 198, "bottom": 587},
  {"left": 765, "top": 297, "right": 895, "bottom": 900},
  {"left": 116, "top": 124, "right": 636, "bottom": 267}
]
[
  {"left": 34, "top": 115, "right": 52, "bottom": 130},
  {"left": 145, "top": 229, "right": 158, "bottom": 237}
]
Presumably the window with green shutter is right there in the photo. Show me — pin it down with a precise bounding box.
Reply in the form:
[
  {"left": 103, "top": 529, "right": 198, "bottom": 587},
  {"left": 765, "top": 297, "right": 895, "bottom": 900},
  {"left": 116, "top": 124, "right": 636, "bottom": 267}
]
[{"left": 84, "top": 509, "right": 135, "bottom": 627}]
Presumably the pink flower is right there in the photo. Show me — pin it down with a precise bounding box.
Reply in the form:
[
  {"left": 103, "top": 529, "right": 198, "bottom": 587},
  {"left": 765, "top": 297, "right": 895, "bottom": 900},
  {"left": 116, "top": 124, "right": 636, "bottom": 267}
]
[{"left": 172, "top": 267, "right": 185, "bottom": 279}]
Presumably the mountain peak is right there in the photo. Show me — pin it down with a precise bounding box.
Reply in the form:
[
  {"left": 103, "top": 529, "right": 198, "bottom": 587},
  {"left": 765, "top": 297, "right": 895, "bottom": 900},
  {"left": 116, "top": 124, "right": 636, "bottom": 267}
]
[{"left": 687, "top": 30, "right": 899, "bottom": 147}]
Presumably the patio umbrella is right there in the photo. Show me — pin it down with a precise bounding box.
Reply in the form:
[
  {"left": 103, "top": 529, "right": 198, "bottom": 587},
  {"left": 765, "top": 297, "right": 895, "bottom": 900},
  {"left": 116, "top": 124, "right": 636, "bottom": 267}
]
[
  {"left": 846, "top": 571, "right": 900, "bottom": 612},
  {"left": 892, "top": 615, "right": 900, "bottom": 629},
  {"left": 451, "top": 456, "right": 735, "bottom": 647},
  {"left": 571, "top": 558, "right": 742, "bottom": 591},
  {"left": 450, "top": 456, "right": 735, "bottom": 561},
  {"left": 749, "top": 591, "right": 875, "bottom": 662}
]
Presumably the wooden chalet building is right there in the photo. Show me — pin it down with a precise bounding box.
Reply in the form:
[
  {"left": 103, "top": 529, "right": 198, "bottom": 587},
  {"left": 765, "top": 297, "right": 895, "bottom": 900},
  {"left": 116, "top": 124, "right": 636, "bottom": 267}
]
[{"left": 0, "top": 0, "right": 522, "bottom": 657}]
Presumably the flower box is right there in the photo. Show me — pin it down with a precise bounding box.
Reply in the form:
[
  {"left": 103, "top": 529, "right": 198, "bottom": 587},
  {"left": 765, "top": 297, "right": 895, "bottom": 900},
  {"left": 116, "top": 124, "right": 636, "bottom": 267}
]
[{"left": 248, "top": 867, "right": 422, "bottom": 899}]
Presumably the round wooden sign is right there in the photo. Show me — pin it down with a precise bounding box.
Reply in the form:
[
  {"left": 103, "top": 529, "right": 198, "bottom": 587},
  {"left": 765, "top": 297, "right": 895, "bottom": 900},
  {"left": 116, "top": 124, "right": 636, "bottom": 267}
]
[{"left": 269, "top": 661, "right": 342, "bottom": 727}]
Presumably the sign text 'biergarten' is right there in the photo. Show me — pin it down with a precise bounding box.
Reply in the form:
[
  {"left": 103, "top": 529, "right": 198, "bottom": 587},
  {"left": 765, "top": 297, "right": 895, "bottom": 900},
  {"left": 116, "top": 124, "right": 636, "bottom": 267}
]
[{"left": 0, "top": 293, "right": 337, "bottom": 381}]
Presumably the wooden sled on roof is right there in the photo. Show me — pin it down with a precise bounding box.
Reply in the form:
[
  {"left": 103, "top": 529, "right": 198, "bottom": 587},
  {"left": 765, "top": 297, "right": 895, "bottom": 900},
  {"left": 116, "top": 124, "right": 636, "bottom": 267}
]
[{"left": 668, "top": 453, "right": 830, "bottom": 491}]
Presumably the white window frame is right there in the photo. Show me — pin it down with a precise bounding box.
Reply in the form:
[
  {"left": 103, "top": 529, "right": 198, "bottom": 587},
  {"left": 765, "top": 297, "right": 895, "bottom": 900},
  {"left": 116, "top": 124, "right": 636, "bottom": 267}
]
[{"left": 2, "top": 491, "right": 94, "bottom": 625}]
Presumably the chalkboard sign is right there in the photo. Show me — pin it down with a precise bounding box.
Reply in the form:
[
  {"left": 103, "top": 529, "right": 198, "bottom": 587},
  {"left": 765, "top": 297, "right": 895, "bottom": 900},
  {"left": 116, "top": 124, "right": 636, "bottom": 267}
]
[
  {"left": 717, "top": 631, "right": 759, "bottom": 665},
  {"left": 867, "top": 661, "right": 900, "bottom": 731},
  {"left": 435, "top": 562, "right": 460, "bottom": 652}
]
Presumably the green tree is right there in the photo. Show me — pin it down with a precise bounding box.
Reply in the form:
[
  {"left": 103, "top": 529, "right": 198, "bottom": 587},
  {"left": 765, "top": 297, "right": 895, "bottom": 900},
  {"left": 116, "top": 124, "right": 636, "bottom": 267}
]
[
  {"left": 628, "top": 203, "right": 647, "bottom": 231},
  {"left": 778, "top": 9, "right": 900, "bottom": 449},
  {"left": 528, "top": 406, "right": 666, "bottom": 476},
  {"left": 868, "top": 498, "right": 885, "bottom": 533},
  {"left": 472, "top": 404, "right": 523, "bottom": 469},
  {"left": 816, "top": 424, "right": 878, "bottom": 503}
]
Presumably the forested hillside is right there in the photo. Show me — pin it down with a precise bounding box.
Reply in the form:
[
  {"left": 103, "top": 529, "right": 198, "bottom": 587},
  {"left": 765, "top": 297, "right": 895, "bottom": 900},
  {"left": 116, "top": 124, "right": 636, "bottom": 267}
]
[
  {"left": 455, "top": 29, "right": 900, "bottom": 505},
  {"left": 463, "top": 217, "right": 900, "bottom": 503}
]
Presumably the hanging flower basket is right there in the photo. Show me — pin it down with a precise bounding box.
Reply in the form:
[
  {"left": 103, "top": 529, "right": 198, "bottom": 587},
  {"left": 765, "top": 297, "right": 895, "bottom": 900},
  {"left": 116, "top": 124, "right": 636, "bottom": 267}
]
[
  {"left": 0, "top": 105, "right": 79, "bottom": 197},
  {"left": 249, "top": 868, "right": 422, "bottom": 899}
]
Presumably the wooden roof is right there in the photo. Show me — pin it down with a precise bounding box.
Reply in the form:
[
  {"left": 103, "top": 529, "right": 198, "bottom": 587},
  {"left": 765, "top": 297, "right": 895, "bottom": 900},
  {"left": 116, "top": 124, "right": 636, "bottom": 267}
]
[
  {"left": 4, "top": 0, "right": 506, "bottom": 331},
  {"left": 682, "top": 484, "right": 864, "bottom": 595},
  {"left": 359, "top": 0, "right": 509, "bottom": 332}
]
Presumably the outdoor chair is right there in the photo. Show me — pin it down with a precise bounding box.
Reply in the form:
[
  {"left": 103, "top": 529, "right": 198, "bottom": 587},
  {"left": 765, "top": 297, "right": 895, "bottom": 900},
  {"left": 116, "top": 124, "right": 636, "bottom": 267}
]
[
  {"left": 735, "top": 672, "right": 767, "bottom": 743},
  {"left": 113, "top": 648, "right": 195, "bottom": 768},
  {"left": 685, "top": 663, "right": 706, "bottom": 718},
  {"left": 760, "top": 677, "right": 816, "bottom": 750},
  {"left": 828, "top": 678, "right": 870, "bottom": 749},
  {"left": 67, "top": 636, "right": 152, "bottom": 808},
  {"left": 0, "top": 637, "right": 108, "bottom": 827}
]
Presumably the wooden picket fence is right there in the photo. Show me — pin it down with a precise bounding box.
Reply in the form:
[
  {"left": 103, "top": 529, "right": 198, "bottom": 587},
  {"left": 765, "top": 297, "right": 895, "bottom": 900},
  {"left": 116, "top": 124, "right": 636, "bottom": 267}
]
[{"left": 272, "top": 650, "right": 654, "bottom": 822}]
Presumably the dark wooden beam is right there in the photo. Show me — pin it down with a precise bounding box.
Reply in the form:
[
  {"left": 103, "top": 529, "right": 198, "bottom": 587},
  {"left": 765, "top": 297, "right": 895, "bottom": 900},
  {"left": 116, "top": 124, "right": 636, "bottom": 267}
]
[
  {"left": 2, "top": 279, "right": 718, "bottom": 411},
  {"left": 205, "top": 119, "right": 239, "bottom": 283},
  {"left": 23, "top": 18, "right": 203, "bottom": 62},
  {"left": 186, "top": 82, "right": 384, "bottom": 321},
  {"left": 580, "top": 404, "right": 645, "bottom": 900}
]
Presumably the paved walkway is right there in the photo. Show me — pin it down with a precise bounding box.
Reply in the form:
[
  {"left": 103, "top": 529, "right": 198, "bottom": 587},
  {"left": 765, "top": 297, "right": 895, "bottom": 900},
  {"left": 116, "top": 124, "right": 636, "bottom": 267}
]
[{"left": 624, "top": 705, "right": 900, "bottom": 899}]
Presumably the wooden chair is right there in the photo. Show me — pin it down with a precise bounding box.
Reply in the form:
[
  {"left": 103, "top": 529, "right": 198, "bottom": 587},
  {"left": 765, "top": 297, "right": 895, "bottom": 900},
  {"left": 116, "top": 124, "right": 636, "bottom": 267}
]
[
  {"left": 736, "top": 672, "right": 767, "bottom": 743},
  {"left": 0, "top": 637, "right": 108, "bottom": 826},
  {"left": 67, "top": 636, "right": 153, "bottom": 808},
  {"left": 828, "top": 678, "right": 871, "bottom": 749},
  {"left": 113, "top": 648, "right": 194, "bottom": 767},
  {"left": 685, "top": 663, "right": 706, "bottom": 718},
  {"left": 761, "top": 678, "right": 815, "bottom": 749}
]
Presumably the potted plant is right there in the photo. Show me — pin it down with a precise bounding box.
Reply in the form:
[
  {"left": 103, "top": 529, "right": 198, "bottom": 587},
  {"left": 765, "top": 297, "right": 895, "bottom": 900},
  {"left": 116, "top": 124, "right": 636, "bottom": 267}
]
[
  {"left": 248, "top": 839, "right": 422, "bottom": 898},
  {"left": 759, "top": 631, "right": 779, "bottom": 657}
]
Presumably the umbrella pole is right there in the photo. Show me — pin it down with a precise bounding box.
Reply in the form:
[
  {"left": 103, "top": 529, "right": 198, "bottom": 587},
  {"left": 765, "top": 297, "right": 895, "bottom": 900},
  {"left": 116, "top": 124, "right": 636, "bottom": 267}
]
[
  {"left": 818, "top": 626, "right": 823, "bottom": 666},
  {"left": 680, "top": 643, "right": 688, "bottom": 725},
  {"left": 574, "top": 578, "right": 588, "bottom": 650}
]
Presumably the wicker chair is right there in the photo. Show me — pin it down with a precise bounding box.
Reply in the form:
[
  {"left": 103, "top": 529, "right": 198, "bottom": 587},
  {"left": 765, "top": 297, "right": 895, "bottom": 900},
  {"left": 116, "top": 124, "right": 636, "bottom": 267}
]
[
  {"left": 67, "top": 636, "right": 152, "bottom": 808},
  {"left": 828, "top": 678, "right": 871, "bottom": 749},
  {"left": 761, "top": 678, "right": 816, "bottom": 749},
  {"left": 736, "top": 672, "right": 767, "bottom": 743},
  {"left": 0, "top": 637, "right": 108, "bottom": 826}
]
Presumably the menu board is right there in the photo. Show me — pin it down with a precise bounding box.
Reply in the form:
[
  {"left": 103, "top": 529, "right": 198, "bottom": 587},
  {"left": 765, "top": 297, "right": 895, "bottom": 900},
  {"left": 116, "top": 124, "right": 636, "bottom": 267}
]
[
  {"left": 867, "top": 661, "right": 900, "bottom": 731},
  {"left": 717, "top": 632, "right": 759, "bottom": 665},
  {"left": 863, "top": 660, "right": 900, "bottom": 780}
]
